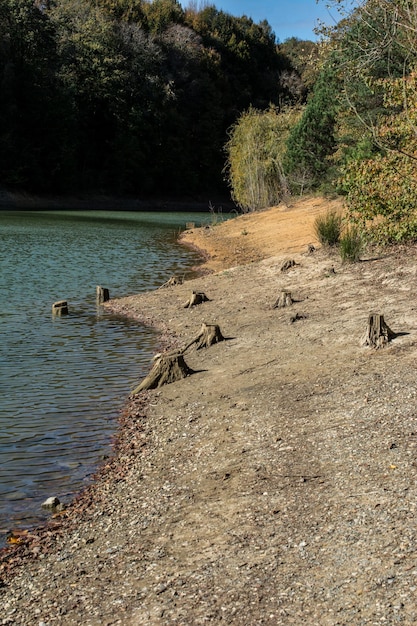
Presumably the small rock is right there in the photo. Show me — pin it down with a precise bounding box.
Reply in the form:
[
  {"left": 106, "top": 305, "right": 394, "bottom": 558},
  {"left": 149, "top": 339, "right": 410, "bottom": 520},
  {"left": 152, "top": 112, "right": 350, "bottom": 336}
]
[{"left": 41, "top": 496, "right": 60, "bottom": 510}]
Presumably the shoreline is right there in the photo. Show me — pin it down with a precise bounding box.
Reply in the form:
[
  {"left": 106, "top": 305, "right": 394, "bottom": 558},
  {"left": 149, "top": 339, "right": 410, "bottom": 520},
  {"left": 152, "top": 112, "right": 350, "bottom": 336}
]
[
  {"left": 3, "top": 198, "right": 417, "bottom": 624},
  {"left": 0, "top": 189, "right": 236, "bottom": 212},
  {"left": 0, "top": 219, "right": 212, "bottom": 573}
]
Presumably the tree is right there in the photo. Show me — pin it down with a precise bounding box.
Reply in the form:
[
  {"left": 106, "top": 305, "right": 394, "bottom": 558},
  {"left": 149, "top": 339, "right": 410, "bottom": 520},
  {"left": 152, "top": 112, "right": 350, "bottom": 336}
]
[
  {"left": 283, "top": 62, "right": 341, "bottom": 192},
  {"left": 279, "top": 37, "right": 321, "bottom": 99},
  {"left": 341, "top": 71, "right": 417, "bottom": 242},
  {"left": 326, "top": 0, "right": 417, "bottom": 241},
  {"left": 142, "top": 0, "right": 184, "bottom": 34},
  {"left": 225, "top": 106, "right": 300, "bottom": 211},
  {"left": 0, "top": 0, "right": 70, "bottom": 191}
]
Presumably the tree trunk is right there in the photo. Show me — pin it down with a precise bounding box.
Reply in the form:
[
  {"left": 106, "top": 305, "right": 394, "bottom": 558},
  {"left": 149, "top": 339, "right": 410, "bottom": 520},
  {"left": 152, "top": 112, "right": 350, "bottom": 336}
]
[
  {"left": 362, "top": 314, "right": 395, "bottom": 348},
  {"left": 132, "top": 351, "right": 195, "bottom": 394},
  {"left": 273, "top": 291, "right": 293, "bottom": 309},
  {"left": 184, "top": 291, "right": 210, "bottom": 308}
]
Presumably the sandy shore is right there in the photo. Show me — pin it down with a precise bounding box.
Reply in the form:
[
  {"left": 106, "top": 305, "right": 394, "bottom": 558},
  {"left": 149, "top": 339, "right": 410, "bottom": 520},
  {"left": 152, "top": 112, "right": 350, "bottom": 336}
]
[{"left": 2, "top": 197, "right": 417, "bottom": 625}]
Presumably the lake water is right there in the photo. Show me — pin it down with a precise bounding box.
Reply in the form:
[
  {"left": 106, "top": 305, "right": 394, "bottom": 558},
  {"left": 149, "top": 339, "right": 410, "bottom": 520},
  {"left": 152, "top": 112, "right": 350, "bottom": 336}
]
[{"left": 0, "top": 209, "right": 208, "bottom": 544}]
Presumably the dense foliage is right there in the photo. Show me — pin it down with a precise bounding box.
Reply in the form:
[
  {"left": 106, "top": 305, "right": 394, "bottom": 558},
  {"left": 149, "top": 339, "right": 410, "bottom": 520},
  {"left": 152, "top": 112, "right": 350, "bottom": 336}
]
[
  {"left": 283, "top": 62, "right": 340, "bottom": 193},
  {"left": 334, "top": 0, "right": 417, "bottom": 242},
  {"left": 225, "top": 106, "right": 300, "bottom": 211},
  {"left": 292, "top": 0, "right": 417, "bottom": 243},
  {"left": 0, "top": 0, "right": 301, "bottom": 197},
  {"left": 224, "top": 0, "right": 417, "bottom": 240}
]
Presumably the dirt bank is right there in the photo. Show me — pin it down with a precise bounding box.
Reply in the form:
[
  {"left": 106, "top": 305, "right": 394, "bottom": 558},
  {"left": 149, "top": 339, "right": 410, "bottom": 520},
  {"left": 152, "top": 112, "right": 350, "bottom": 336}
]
[
  {"left": 179, "top": 196, "right": 344, "bottom": 272},
  {"left": 2, "top": 196, "right": 417, "bottom": 625}
]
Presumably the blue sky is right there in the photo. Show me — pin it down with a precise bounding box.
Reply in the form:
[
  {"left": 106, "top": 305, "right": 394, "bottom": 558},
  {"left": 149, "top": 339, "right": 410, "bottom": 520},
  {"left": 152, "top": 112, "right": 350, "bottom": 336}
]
[{"left": 179, "top": 1, "right": 344, "bottom": 42}]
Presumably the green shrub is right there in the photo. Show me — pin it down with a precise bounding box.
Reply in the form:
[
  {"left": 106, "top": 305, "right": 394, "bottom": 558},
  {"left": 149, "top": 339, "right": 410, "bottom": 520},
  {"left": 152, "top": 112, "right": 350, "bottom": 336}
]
[
  {"left": 224, "top": 106, "right": 301, "bottom": 212},
  {"left": 340, "top": 227, "right": 363, "bottom": 263},
  {"left": 314, "top": 210, "right": 342, "bottom": 247}
]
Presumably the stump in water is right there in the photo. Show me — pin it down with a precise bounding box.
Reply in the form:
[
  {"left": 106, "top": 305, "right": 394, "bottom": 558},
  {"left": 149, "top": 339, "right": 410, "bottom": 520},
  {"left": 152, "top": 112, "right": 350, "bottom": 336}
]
[
  {"left": 184, "top": 291, "right": 210, "bottom": 308},
  {"left": 132, "top": 351, "right": 195, "bottom": 394},
  {"left": 159, "top": 276, "right": 183, "bottom": 288},
  {"left": 362, "top": 314, "right": 395, "bottom": 348},
  {"left": 96, "top": 286, "right": 110, "bottom": 304},
  {"left": 273, "top": 291, "right": 293, "bottom": 309},
  {"left": 52, "top": 300, "right": 68, "bottom": 316},
  {"left": 193, "top": 323, "right": 224, "bottom": 350}
]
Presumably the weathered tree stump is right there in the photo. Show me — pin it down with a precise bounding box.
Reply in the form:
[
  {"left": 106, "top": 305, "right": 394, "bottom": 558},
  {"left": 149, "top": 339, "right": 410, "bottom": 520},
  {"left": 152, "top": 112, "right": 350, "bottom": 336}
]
[
  {"left": 362, "top": 314, "right": 395, "bottom": 348},
  {"left": 180, "top": 323, "right": 226, "bottom": 353},
  {"left": 183, "top": 291, "right": 210, "bottom": 308},
  {"left": 133, "top": 321, "right": 226, "bottom": 393},
  {"left": 132, "top": 351, "right": 195, "bottom": 394},
  {"left": 52, "top": 300, "right": 68, "bottom": 316},
  {"left": 290, "top": 312, "right": 306, "bottom": 324},
  {"left": 193, "top": 323, "right": 225, "bottom": 350},
  {"left": 273, "top": 291, "right": 294, "bottom": 309},
  {"left": 159, "top": 276, "right": 184, "bottom": 288},
  {"left": 96, "top": 286, "right": 110, "bottom": 304},
  {"left": 281, "top": 259, "right": 296, "bottom": 272}
]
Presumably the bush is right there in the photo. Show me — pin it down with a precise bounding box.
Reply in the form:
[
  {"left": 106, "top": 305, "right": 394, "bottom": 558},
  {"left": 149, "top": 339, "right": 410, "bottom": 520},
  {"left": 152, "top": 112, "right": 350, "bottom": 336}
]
[
  {"left": 314, "top": 210, "right": 342, "bottom": 246},
  {"left": 341, "top": 152, "right": 417, "bottom": 244},
  {"left": 224, "top": 106, "right": 301, "bottom": 212},
  {"left": 340, "top": 227, "right": 363, "bottom": 263}
]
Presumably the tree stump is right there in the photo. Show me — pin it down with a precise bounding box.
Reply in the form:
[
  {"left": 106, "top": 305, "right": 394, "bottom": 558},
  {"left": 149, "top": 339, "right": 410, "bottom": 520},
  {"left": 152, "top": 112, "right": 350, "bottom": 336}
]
[
  {"left": 96, "top": 286, "right": 110, "bottom": 304},
  {"left": 193, "top": 323, "right": 225, "bottom": 350},
  {"left": 184, "top": 291, "right": 210, "bottom": 308},
  {"left": 52, "top": 300, "right": 68, "bottom": 315},
  {"left": 159, "top": 276, "right": 183, "bottom": 288},
  {"left": 362, "top": 314, "right": 395, "bottom": 348},
  {"left": 273, "top": 291, "right": 293, "bottom": 309},
  {"left": 281, "top": 259, "right": 296, "bottom": 272},
  {"left": 132, "top": 351, "right": 195, "bottom": 394}
]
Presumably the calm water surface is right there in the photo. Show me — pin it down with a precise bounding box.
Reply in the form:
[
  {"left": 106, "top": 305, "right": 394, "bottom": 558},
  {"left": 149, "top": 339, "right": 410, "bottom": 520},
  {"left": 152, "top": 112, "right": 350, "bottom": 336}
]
[{"left": 0, "top": 209, "right": 207, "bottom": 544}]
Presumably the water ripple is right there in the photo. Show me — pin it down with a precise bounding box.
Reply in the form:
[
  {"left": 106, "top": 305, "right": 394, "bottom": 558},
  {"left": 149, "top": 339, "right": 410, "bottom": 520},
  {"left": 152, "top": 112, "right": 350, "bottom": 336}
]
[{"left": 0, "top": 209, "right": 206, "bottom": 542}]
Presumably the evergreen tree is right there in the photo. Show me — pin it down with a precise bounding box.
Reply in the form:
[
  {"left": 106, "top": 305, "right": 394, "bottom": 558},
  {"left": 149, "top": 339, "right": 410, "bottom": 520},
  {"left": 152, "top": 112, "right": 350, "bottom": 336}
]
[{"left": 283, "top": 62, "right": 340, "bottom": 192}]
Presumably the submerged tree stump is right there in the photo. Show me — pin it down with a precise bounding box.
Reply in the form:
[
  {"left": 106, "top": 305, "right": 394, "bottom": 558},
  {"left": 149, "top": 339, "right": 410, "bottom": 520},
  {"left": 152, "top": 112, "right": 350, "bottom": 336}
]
[
  {"left": 273, "top": 291, "right": 294, "bottom": 309},
  {"left": 362, "top": 313, "right": 395, "bottom": 348},
  {"left": 159, "top": 276, "right": 184, "bottom": 288},
  {"left": 96, "top": 286, "right": 110, "bottom": 304},
  {"left": 132, "top": 351, "right": 195, "bottom": 394},
  {"left": 52, "top": 300, "right": 68, "bottom": 316},
  {"left": 184, "top": 291, "right": 210, "bottom": 308}
]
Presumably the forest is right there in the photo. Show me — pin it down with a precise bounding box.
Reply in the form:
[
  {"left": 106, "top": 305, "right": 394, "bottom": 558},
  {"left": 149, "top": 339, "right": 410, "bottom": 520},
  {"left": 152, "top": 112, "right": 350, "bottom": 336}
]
[
  {"left": 0, "top": 0, "right": 311, "bottom": 197},
  {"left": 2, "top": 0, "right": 417, "bottom": 244}
]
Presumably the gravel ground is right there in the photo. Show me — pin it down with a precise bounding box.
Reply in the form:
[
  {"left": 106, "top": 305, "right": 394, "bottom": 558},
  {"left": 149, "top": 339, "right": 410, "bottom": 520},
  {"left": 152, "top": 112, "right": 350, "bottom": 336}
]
[{"left": 2, "top": 211, "right": 417, "bottom": 625}]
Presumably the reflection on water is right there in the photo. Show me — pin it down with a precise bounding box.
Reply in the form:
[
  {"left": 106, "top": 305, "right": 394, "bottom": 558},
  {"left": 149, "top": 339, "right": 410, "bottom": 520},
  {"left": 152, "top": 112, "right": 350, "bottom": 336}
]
[{"left": 0, "top": 209, "right": 206, "bottom": 543}]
